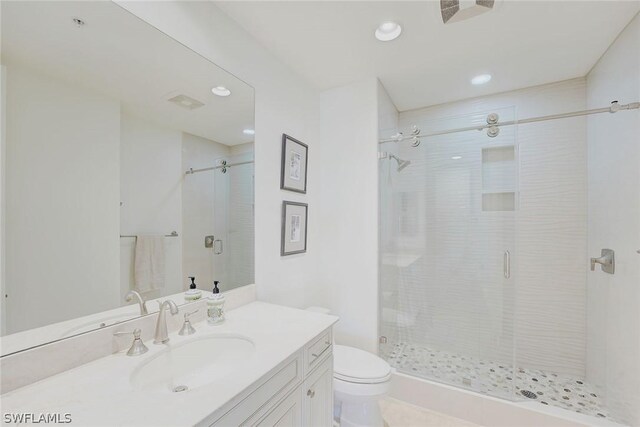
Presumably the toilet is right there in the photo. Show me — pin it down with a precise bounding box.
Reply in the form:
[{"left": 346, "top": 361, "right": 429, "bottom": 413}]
[{"left": 307, "top": 307, "right": 392, "bottom": 427}]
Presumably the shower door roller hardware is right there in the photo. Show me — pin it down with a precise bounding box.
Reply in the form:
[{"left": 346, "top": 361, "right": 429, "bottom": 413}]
[
  {"left": 486, "top": 112, "right": 500, "bottom": 137},
  {"left": 379, "top": 336, "right": 388, "bottom": 344},
  {"left": 214, "top": 239, "right": 223, "bottom": 255},
  {"left": 590, "top": 248, "right": 615, "bottom": 274},
  {"left": 204, "top": 235, "right": 214, "bottom": 248},
  {"left": 503, "top": 250, "right": 511, "bottom": 279}
]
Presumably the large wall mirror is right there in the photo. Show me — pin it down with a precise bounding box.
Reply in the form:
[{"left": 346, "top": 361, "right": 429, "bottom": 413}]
[{"left": 0, "top": 1, "right": 255, "bottom": 355}]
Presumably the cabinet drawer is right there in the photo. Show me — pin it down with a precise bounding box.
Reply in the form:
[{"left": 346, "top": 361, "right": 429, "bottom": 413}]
[
  {"left": 253, "top": 386, "right": 303, "bottom": 426},
  {"left": 304, "top": 329, "right": 332, "bottom": 374},
  {"left": 209, "top": 352, "right": 303, "bottom": 426}
]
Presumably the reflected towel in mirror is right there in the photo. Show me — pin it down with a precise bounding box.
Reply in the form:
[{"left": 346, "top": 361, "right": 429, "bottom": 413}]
[{"left": 134, "top": 235, "right": 166, "bottom": 293}]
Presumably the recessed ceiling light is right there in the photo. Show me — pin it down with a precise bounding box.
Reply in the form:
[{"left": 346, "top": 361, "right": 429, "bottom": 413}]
[
  {"left": 375, "top": 21, "right": 402, "bottom": 42},
  {"left": 451, "top": 156, "right": 463, "bottom": 160},
  {"left": 211, "top": 86, "right": 231, "bottom": 97},
  {"left": 471, "top": 74, "right": 492, "bottom": 85},
  {"left": 243, "top": 129, "right": 255, "bottom": 135}
]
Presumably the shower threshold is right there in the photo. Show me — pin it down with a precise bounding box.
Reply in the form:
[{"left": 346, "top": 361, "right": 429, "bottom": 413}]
[{"left": 385, "top": 341, "right": 618, "bottom": 423}]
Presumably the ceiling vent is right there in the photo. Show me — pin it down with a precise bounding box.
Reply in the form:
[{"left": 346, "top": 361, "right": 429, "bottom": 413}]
[
  {"left": 441, "top": 0, "right": 494, "bottom": 24},
  {"left": 167, "top": 94, "right": 205, "bottom": 110}
]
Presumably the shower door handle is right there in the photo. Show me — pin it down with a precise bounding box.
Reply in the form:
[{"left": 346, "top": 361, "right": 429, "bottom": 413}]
[{"left": 503, "top": 251, "right": 511, "bottom": 279}]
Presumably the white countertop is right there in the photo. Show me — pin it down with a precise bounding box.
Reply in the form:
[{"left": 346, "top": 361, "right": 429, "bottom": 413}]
[{"left": 0, "top": 302, "right": 338, "bottom": 426}]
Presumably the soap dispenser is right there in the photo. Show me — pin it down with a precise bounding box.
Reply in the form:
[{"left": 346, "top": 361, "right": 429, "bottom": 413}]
[
  {"left": 207, "top": 281, "right": 225, "bottom": 325},
  {"left": 184, "top": 277, "right": 202, "bottom": 301}
]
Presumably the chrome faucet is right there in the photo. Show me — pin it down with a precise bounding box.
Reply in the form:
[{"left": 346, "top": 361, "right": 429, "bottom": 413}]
[
  {"left": 154, "top": 300, "right": 179, "bottom": 344},
  {"left": 125, "top": 290, "right": 149, "bottom": 315}
]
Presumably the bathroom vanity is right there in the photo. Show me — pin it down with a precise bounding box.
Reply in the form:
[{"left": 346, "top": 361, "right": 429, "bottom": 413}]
[{"left": 0, "top": 302, "right": 337, "bottom": 426}]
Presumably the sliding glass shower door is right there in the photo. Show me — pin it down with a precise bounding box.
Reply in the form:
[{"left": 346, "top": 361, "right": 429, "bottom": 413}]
[
  {"left": 378, "top": 107, "right": 518, "bottom": 400},
  {"left": 212, "top": 152, "right": 255, "bottom": 290}
]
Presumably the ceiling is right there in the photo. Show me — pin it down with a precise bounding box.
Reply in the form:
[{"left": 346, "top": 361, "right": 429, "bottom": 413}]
[
  {"left": 2, "top": 1, "right": 255, "bottom": 146},
  {"left": 216, "top": 1, "right": 640, "bottom": 111}
]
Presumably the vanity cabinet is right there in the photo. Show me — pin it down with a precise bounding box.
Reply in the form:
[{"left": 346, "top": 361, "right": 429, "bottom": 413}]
[
  {"left": 255, "top": 387, "right": 303, "bottom": 426},
  {"left": 207, "top": 328, "right": 333, "bottom": 427},
  {"left": 303, "top": 356, "right": 333, "bottom": 427}
]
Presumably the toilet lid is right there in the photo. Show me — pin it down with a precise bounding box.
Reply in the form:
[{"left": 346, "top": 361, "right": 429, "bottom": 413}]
[{"left": 333, "top": 345, "right": 391, "bottom": 384}]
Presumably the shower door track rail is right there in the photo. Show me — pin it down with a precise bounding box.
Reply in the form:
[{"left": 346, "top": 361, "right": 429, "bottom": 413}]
[
  {"left": 185, "top": 160, "right": 254, "bottom": 175},
  {"left": 378, "top": 100, "right": 639, "bottom": 144}
]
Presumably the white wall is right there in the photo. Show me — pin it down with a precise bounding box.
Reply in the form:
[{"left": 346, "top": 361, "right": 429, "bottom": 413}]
[
  {"left": 586, "top": 13, "right": 640, "bottom": 426},
  {"left": 119, "top": 112, "right": 183, "bottom": 301},
  {"left": 319, "top": 78, "right": 379, "bottom": 353},
  {"left": 386, "top": 78, "right": 588, "bottom": 375},
  {"left": 5, "top": 65, "right": 121, "bottom": 333},
  {"left": 116, "top": 1, "right": 324, "bottom": 309}
]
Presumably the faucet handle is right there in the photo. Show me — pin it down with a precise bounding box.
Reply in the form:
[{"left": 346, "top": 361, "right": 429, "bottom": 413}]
[
  {"left": 179, "top": 310, "right": 199, "bottom": 336},
  {"left": 184, "top": 309, "right": 199, "bottom": 320},
  {"left": 113, "top": 328, "right": 149, "bottom": 356},
  {"left": 113, "top": 328, "right": 142, "bottom": 338}
]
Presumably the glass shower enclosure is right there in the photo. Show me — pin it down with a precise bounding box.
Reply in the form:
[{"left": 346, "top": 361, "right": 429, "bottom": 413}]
[
  {"left": 378, "top": 98, "right": 639, "bottom": 425},
  {"left": 379, "top": 107, "right": 518, "bottom": 400}
]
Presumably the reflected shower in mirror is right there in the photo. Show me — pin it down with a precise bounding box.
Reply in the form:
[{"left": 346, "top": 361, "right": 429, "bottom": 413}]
[{"left": 0, "top": 1, "right": 254, "bottom": 355}]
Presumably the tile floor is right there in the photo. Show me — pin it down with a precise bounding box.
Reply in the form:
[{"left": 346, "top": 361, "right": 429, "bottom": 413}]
[
  {"left": 380, "top": 398, "right": 479, "bottom": 427},
  {"left": 385, "top": 342, "right": 617, "bottom": 423}
]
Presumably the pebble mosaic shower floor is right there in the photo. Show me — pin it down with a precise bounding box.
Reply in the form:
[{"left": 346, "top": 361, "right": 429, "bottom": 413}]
[{"left": 385, "top": 342, "right": 617, "bottom": 423}]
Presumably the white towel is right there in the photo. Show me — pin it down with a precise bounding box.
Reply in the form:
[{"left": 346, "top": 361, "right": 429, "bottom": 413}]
[{"left": 134, "top": 235, "right": 165, "bottom": 293}]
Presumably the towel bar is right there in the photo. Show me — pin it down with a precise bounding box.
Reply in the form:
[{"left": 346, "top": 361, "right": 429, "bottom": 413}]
[{"left": 120, "top": 231, "right": 178, "bottom": 238}]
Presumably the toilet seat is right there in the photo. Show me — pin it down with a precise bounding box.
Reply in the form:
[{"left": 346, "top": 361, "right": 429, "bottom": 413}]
[{"left": 333, "top": 345, "right": 391, "bottom": 384}]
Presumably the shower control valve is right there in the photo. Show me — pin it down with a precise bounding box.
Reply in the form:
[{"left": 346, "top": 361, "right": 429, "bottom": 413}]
[{"left": 590, "top": 248, "right": 615, "bottom": 274}]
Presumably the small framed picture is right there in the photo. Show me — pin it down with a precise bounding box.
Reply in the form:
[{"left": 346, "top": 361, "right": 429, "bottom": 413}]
[
  {"left": 280, "top": 134, "right": 308, "bottom": 193},
  {"left": 281, "top": 201, "right": 308, "bottom": 256}
]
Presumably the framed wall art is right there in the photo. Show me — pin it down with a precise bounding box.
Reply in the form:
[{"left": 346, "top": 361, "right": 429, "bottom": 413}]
[
  {"left": 280, "top": 134, "right": 308, "bottom": 193},
  {"left": 281, "top": 201, "right": 308, "bottom": 256}
]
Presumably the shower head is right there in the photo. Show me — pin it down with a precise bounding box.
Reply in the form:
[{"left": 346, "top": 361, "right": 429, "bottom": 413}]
[{"left": 389, "top": 154, "right": 411, "bottom": 172}]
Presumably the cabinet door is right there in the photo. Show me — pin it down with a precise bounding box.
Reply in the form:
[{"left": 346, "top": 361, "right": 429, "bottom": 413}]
[
  {"left": 254, "top": 386, "right": 303, "bottom": 427},
  {"left": 303, "top": 356, "right": 333, "bottom": 427}
]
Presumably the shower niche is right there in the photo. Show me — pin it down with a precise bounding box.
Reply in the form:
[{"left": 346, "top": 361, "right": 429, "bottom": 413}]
[{"left": 481, "top": 145, "right": 517, "bottom": 212}]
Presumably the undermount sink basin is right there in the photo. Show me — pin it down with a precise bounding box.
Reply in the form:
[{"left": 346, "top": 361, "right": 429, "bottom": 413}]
[{"left": 130, "top": 334, "right": 255, "bottom": 393}]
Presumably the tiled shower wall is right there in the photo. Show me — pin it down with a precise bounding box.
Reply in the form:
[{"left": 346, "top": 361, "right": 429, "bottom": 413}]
[
  {"left": 381, "top": 78, "right": 588, "bottom": 377},
  {"left": 586, "top": 13, "right": 640, "bottom": 425}
]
